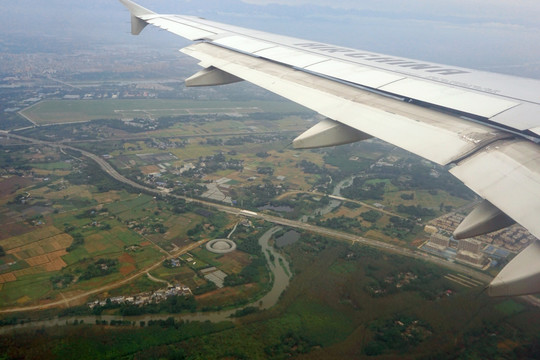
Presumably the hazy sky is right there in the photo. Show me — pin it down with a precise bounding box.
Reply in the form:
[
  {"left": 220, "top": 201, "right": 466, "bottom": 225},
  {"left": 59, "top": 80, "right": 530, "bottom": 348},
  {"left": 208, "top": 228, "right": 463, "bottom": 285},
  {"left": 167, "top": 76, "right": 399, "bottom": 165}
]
[
  {"left": 2, "top": 0, "right": 540, "bottom": 77},
  {"left": 242, "top": 0, "right": 540, "bottom": 25}
]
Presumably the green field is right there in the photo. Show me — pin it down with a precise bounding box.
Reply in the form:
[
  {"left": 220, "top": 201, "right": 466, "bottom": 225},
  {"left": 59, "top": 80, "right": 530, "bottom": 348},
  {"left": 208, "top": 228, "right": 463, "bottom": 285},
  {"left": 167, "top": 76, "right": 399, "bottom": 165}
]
[
  {"left": 31, "top": 162, "right": 72, "bottom": 170},
  {"left": 4, "top": 238, "right": 538, "bottom": 359},
  {"left": 0, "top": 186, "right": 173, "bottom": 307},
  {"left": 495, "top": 299, "right": 526, "bottom": 316},
  {"left": 0, "top": 272, "right": 53, "bottom": 305},
  {"left": 4, "top": 92, "right": 540, "bottom": 359},
  {"left": 20, "top": 99, "right": 310, "bottom": 125}
]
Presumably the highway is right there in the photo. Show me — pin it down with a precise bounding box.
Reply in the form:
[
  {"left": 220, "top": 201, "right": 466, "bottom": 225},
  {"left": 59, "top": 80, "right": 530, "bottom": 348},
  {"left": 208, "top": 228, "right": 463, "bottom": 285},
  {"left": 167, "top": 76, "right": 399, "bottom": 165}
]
[{"left": 2, "top": 132, "right": 540, "bottom": 309}]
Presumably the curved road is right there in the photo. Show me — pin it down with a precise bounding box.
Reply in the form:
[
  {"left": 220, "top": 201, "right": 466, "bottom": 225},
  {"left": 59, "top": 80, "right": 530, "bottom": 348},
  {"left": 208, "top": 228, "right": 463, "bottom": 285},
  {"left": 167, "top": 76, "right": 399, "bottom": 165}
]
[
  {"left": 2, "top": 133, "right": 539, "bottom": 311},
  {"left": 0, "top": 226, "right": 291, "bottom": 334}
]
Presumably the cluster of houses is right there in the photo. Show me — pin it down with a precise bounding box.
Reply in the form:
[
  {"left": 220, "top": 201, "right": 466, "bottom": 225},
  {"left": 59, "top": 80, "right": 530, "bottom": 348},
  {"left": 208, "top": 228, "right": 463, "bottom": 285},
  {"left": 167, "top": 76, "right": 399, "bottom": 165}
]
[
  {"left": 87, "top": 283, "right": 192, "bottom": 309},
  {"left": 429, "top": 212, "right": 534, "bottom": 252}
]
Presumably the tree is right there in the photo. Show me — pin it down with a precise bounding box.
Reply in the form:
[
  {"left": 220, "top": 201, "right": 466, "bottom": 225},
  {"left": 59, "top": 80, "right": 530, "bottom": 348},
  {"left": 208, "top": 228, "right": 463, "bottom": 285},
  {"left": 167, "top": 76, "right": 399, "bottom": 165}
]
[{"left": 361, "top": 210, "right": 382, "bottom": 223}]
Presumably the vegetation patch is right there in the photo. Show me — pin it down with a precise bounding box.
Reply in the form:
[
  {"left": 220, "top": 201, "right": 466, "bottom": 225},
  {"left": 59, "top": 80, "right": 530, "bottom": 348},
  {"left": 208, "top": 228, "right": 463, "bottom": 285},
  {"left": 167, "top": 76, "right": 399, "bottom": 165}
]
[
  {"left": 495, "top": 300, "right": 526, "bottom": 316},
  {"left": 79, "top": 258, "right": 119, "bottom": 281},
  {"left": 364, "top": 315, "right": 432, "bottom": 356}
]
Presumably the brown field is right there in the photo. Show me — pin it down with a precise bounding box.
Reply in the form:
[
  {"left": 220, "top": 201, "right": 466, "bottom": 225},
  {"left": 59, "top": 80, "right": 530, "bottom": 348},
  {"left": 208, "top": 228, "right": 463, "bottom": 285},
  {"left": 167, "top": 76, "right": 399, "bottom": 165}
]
[
  {"left": 119, "top": 252, "right": 135, "bottom": 264},
  {"left": 195, "top": 283, "right": 259, "bottom": 307},
  {"left": 48, "top": 234, "right": 72, "bottom": 250},
  {"left": 0, "top": 226, "right": 64, "bottom": 251},
  {"left": 217, "top": 251, "right": 251, "bottom": 274},
  {"left": 163, "top": 214, "right": 200, "bottom": 240},
  {"left": 0, "top": 230, "right": 71, "bottom": 284},
  {"left": 0, "top": 176, "right": 33, "bottom": 198},
  {"left": 498, "top": 339, "right": 519, "bottom": 351},
  {"left": 84, "top": 233, "right": 108, "bottom": 252},
  {"left": 140, "top": 165, "right": 161, "bottom": 175},
  {"left": 42, "top": 257, "right": 67, "bottom": 272},
  {"left": 364, "top": 229, "right": 404, "bottom": 244},
  {"left": 92, "top": 191, "right": 123, "bottom": 203},
  {"left": 225, "top": 172, "right": 249, "bottom": 183},
  {"left": 0, "top": 273, "right": 17, "bottom": 284},
  {"left": 6, "top": 233, "right": 72, "bottom": 260},
  {"left": 119, "top": 264, "right": 137, "bottom": 276},
  {"left": 140, "top": 241, "right": 152, "bottom": 247},
  {"left": 332, "top": 206, "right": 364, "bottom": 218},
  {"left": 32, "top": 184, "right": 93, "bottom": 200},
  {"left": 14, "top": 234, "right": 70, "bottom": 255},
  {"left": 195, "top": 287, "right": 231, "bottom": 301},
  {"left": 169, "top": 268, "right": 206, "bottom": 289},
  {"left": 25, "top": 254, "right": 50, "bottom": 266},
  {"left": 0, "top": 221, "right": 32, "bottom": 241}
]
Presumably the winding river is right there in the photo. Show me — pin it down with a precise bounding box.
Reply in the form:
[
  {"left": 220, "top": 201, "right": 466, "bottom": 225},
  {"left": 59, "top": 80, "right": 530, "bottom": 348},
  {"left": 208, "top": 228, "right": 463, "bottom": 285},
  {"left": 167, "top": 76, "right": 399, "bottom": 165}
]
[
  {"left": 301, "top": 175, "right": 355, "bottom": 222},
  {"left": 0, "top": 227, "right": 291, "bottom": 334}
]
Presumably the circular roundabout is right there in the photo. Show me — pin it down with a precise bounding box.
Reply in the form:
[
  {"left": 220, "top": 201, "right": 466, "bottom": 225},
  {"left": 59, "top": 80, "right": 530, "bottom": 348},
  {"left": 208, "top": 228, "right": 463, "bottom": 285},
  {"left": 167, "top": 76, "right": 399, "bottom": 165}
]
[{"left": 206, "top": 239, "right": 237, "bottom": 254}]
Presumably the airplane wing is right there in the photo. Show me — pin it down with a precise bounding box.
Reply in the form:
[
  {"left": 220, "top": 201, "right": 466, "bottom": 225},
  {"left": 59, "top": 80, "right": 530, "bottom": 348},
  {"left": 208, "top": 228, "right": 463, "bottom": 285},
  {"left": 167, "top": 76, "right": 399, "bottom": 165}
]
[{"left": 118, "top": 0, "right": 540, "bottom": 297}]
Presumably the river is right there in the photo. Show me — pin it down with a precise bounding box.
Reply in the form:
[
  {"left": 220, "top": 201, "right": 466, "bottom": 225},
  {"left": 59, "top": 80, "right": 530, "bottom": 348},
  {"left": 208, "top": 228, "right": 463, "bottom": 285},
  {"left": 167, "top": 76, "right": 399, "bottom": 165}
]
[
  {"left": 301, "top": 175, "right": 355, "bottom": 222},
  {"left": 0, "top": 226, "right": 291, "bottom": 334}
]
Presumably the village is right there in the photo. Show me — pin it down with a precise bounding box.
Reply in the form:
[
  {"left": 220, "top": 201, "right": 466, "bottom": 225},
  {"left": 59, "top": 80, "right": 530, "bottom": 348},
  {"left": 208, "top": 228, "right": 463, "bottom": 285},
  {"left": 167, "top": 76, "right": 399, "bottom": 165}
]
[
  {"left": 429, "top": 212, "right": 535, "bottom": 252},
  {"left": 87, "top": 283, "right": 192, "bottom": 309},
  {"left": 420, "top": 211, "right": 537, "bottom": 270}
]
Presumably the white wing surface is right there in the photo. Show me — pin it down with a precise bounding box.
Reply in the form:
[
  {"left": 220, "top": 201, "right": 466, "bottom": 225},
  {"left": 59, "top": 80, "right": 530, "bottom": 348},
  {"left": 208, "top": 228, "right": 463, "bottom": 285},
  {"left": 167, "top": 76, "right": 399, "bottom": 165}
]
[{"left": 119, "top": 0, "right": 540, "bottom": 296}]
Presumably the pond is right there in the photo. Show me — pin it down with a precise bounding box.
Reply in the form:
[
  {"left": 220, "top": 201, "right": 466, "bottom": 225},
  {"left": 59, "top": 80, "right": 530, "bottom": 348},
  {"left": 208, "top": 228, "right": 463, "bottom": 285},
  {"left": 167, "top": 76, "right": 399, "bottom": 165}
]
[{"left": 274, "top": 230, "right": 301, "bottom": 248}]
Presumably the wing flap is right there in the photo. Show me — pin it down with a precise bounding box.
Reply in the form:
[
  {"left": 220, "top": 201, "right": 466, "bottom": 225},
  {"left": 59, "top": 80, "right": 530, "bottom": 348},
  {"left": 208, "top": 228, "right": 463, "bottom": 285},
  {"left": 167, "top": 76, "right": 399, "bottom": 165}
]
[
  {"left": 182, "top": 43, "right": 504, "bottom": 166},
  {"left": 214, "top": 35, "right": 275, "bottom": 53},
  {"left": 306, "top": 60, "right": 405, "bottom": 88},
  {"left": 143, "top": 16, "right": 217, "bottom": 40},
  {"left": 379, "top": 78, "right": 518, "bottom": 118},
  {"left": 491, "top": 103, "right": 540, "bottom": 131},
  {"left": 254, "top": 46, "right": 329, "bottom": 68}
]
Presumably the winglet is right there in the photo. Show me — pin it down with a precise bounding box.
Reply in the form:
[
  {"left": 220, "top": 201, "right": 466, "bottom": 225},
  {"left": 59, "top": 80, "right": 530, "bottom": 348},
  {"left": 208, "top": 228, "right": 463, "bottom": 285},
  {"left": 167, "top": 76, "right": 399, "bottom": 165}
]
[
  {"left": 119, "top": 0, "right": 155, "bottom": 17},
  {"left": 118, "top": 0, "right": 156, "bottom": 35}
]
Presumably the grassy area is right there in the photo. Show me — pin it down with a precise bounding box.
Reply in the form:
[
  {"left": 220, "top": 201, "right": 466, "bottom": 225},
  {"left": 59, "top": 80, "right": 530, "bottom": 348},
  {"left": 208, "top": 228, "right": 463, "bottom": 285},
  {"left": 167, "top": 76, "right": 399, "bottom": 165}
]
[
  {"left": 103, "top": 272, "right": 165, "bottom": 298},
  {"left": 105, "top": 195, "right": 155, "bottom": 221},
  {"left": 30, "top": 162, "right": 72, "bottom": 170},
  {"left": 0, "top": 184, "right": 172, "bottom": 307},
  {"left": 0, "top": 272, "right": 53, "bottom": 306},
  {"left": 20, "top": 99, "right": 310, "bottom": 125},
  {"left": 2, "top": 229, "right": 540, "bottom": 359},
  {"left": 383, "top": 189, "right": 469, "bottom": 212},
  {"left": 495, "top": 299, "right": 526, "bottom": 316},
  {"left": 180, "top": 253, "right": 210, "bottom": 271}
]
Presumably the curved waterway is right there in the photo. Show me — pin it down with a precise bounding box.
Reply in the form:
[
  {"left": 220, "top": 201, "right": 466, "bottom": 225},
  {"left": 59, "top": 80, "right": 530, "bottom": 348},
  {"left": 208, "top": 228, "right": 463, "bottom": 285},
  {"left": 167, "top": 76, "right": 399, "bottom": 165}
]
[
  {"left": 301, "top": 175, "right": 355, "bottom": 222},
  {"left": 0, "top": 227, "right": 291, "bottom": 334}
]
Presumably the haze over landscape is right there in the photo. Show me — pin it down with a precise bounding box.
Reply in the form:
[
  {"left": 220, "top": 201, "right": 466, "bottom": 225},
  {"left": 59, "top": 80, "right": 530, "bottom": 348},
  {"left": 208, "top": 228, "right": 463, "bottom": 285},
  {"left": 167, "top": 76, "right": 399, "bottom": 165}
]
[
  {"left": 2, "top": 1, "right": 540, "bottom": 359},
  {"left": 2, "top": 0, "right": 540, "bottom": 76}
]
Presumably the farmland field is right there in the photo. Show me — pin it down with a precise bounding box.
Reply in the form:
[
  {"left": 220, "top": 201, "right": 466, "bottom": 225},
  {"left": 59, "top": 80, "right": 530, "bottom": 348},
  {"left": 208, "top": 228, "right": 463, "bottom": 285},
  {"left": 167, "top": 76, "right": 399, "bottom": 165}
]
[{"left": 20, "top": 99, "right": 310, "bottom": 125}]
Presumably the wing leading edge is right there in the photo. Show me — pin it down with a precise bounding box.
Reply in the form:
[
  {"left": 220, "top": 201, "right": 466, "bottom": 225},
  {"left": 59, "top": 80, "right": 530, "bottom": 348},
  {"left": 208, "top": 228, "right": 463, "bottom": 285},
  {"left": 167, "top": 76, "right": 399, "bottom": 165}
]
[{"left": 119, "top": 0, "right": 540, "bottom": 297}]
